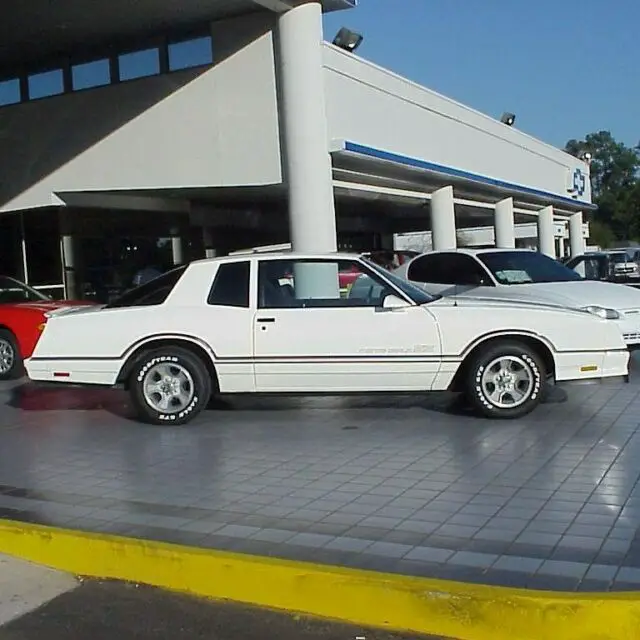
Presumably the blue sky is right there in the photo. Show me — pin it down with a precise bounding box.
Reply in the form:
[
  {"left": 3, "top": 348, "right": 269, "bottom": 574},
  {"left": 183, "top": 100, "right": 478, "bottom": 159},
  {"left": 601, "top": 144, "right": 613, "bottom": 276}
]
[{"left": 324, "top": 0, "right": 640, "bottom": 149}]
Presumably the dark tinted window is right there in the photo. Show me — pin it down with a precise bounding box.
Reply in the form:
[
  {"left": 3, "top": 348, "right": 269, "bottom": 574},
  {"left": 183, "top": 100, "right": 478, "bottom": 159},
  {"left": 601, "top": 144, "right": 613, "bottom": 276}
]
[
  {"left": 119, "top": 48, "right": 160, "bottom": 81},
  {"left": 0, "top": 78, "right": 20, "bottom": 106},
  {"left": 28, "top": 69, "right": 64, "bottom": 99},
  {"left": 479, "top": 250, "right": 583, "bottom": 284},
  {"left": 105, "top": 266, "right": 186, "bottom": 308},
  {"left": 72, "top": 59, "right": 111, "bottom": 90},
  {"left": 208, "top": 261, "right": 250, "bottom": 308},
  {"left": 168, "top": 36, "right": 213, "bottom": 71},
  {"left": 407, "top": 253, "right": 490, "bottom": 286}
]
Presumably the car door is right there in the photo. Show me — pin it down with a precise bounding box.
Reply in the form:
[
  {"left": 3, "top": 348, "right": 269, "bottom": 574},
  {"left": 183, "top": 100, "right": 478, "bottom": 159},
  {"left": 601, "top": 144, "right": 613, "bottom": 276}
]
[
  {"left": 406, "top": 253, "right": 493, "bottom": 296},
  {"left": 200, "top": 259, "right": 256, "bottom": 393},
  {"left": 252, "top": 257, "right": 442, "bottom": 392}
]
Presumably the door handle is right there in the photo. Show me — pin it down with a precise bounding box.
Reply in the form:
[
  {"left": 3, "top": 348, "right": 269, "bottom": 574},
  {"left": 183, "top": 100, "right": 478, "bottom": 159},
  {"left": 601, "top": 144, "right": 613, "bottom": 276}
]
[{"left": 257, "top": 317, "right": 276, "bottom": 323}]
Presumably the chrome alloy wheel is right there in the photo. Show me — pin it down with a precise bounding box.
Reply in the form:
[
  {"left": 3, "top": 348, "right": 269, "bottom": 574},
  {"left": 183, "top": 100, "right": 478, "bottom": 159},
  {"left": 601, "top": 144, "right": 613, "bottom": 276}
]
[
  {"left": 0, "top": 338, "right": 15, "bottom": 375},
  {"left": 142, "top": 361, "right": 195, "bottom": 414},
  {"left": 480, "top": 355, "right": 534, "bottom": 409}
]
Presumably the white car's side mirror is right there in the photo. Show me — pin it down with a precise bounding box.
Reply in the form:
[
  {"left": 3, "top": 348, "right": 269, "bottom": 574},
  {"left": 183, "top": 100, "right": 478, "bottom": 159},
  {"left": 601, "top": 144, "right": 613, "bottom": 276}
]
[{"left": 381, "top": 294, "right": 408, "bottom": 309}]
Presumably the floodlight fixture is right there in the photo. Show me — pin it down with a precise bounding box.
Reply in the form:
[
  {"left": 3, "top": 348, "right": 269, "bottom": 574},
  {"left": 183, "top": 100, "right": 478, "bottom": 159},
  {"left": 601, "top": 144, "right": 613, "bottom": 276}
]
[
  {"left": 500, "top": 112, "right": 516, "bottom": 126},
  {"left": 332, "top": 27, "right": 363, "bottom": 53}
]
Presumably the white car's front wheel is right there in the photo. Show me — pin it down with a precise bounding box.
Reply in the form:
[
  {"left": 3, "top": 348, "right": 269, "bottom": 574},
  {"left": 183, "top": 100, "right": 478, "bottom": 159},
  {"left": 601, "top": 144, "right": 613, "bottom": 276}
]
[
  {"left": 129, "top": 347, "right": 212, "bottom": 426},
  {"left": 465, "top": 341, "right": 545, "bottom": 419}
]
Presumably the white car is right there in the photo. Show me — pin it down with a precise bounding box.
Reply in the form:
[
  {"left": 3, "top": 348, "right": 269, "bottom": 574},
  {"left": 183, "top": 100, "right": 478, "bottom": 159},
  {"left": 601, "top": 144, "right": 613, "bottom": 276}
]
[
  {"left": 395, "top": 248, "right": 640, "bottom": 349},
  {"left": 24, "top": 253, "right": 628, "bottom": 425}
]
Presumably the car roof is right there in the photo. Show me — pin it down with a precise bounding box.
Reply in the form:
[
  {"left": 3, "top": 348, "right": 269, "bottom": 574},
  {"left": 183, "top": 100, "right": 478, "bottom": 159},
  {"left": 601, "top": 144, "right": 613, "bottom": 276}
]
[
  {"left": 413, "top": 248, "right": 535, "bottom": 258},
  {"left": 189, "top": 251, "right": 363, "bottom": 266}
]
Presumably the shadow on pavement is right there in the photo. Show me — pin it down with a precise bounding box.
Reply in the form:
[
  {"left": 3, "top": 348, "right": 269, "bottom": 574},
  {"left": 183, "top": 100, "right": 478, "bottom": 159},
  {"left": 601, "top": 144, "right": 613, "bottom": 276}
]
[
  {"left": 3, "top": 378, "right": 567, "bottom": 422},
  {"left": 0, "top": 580, "right": 446, "bottom": 640}
]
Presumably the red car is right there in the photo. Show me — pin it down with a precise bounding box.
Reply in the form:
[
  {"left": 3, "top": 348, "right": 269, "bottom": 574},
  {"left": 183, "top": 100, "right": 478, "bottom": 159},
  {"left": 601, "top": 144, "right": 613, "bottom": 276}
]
[
  {"left": 0, "top": 276, "right": 94, "bottom": 380},
  {"left": 339, "top": 250, "right": 419, "bottom": 292}
]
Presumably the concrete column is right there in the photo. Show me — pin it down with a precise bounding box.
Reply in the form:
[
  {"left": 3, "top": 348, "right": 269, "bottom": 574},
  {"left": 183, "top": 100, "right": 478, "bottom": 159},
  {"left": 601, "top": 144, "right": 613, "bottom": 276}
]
[
  {"left": 537, "top": 206, "right": 556, "bottom": 258},
  {"left": 277, "top": 1, "right": 337, "bottom": 253},
  {"left": 494, "top": 197, "right": 515, "bottom": 248},
  {"left": 59, "top": 209, "right": 77, "bottom": 299},
  {"left": 569, "top": 211, "right": 585, "bottom": 257},
  {"left": 557, "top": 236, "right": 565, "bottom": 259},
  {"left": 60, "top": 235, "right": 77, "bottom": 299},
  {"left": 170, "top": 228, "right": 183, "bottom": 266},
  {"left": 19, "top": 213, "right": 28, "bottom": 284},
  {"left": 202, "top": 227, "right": 216, "bottom": 259},
  {"left": 430, "top": 186, "right": 457, "bottom": 251}
]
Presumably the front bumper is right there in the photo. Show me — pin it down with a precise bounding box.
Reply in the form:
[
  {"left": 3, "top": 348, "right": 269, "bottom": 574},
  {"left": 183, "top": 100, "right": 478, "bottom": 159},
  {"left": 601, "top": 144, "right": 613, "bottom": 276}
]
[{"left": 554, "top": 349, "right": 630, "bottom": 383}]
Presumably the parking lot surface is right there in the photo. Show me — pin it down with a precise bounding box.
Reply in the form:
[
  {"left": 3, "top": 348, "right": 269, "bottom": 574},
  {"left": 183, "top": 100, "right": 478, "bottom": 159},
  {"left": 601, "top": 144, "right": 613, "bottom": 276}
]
[
  {"left": 1, "top": 364, "right": 640, "bottom": 593},
  {"left": 0, "top": 580, "right": 437, "bottom": 640}
]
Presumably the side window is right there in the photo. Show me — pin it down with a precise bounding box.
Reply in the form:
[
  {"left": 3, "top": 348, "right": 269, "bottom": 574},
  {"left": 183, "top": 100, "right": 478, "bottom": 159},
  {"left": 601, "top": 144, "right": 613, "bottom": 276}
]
[
  {"left": 407, "top": 253, "right": 489, "bottom": 285},
  {"left": 105, "top": 266, "right": 186, "bottom": 308},
  {"left": 207, "top": 261, "right": 250, "bottom": 308},
  {"left": 406, "top": 255, "right": 449, "bottom": 283},
  {"left": 446, "top": 255, "right": 492, "bottom": 285},
  {"left": 257, "top": 259, "right": 395, "bottom": 309},
  {"left": 571, "top": 257, "right": 587, "bottom": 278}
]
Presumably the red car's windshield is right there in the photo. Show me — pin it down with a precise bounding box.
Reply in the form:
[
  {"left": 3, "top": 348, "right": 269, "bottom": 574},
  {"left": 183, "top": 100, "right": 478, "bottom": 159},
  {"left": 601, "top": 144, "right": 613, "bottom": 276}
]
[{"left": 0, "top": 276, "right": 50, "bottom": 304}]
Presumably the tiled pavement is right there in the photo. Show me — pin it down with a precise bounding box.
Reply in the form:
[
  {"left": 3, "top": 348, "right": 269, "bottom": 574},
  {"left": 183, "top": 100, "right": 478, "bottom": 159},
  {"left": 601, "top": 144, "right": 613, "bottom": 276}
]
[{"left": 1, "top": 364, "right": 640, "bottom": 593}]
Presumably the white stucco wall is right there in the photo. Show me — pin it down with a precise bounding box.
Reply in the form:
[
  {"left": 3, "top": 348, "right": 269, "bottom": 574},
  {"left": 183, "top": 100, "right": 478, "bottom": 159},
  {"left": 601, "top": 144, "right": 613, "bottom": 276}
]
[
  {"left": 323, "top": 44, "right": 591, "bottom": 205},
  {"left": 0, "top": 14, "right": 282, "bottom": 213}
]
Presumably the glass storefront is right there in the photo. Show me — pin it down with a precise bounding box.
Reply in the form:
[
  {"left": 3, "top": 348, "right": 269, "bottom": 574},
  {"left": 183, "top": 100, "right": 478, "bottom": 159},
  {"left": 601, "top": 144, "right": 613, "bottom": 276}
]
[
  {"left": 0, "top": 213, "right": 24, "bottom": 280},
  {"left": 22, "top": 209, "right": 64, "bottom": 298}
]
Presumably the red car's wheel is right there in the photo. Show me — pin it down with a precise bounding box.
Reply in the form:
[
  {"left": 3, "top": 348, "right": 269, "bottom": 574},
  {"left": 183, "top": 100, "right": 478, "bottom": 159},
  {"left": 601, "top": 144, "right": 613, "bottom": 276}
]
[{"left": 0, "top": 329, "right": 22, "bottom": 381}]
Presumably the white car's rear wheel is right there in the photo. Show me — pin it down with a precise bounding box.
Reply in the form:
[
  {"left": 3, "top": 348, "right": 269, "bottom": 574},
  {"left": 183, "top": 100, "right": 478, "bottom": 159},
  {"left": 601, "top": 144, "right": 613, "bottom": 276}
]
[
  {"left": 465, "top": 341, "right": 545, "bottom": 419},
  {"left": 129, "top": 347, "right": 212, "bottom": 426},
  {"left": 0, "top": 329, "right": 22, "bottom": 381}
]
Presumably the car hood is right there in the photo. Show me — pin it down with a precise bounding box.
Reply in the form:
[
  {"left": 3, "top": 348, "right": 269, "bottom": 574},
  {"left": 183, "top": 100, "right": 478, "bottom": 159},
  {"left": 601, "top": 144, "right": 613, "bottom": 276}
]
[
  {"left": 436, "top": 281, "right": 640, "bottom": 311},
  {"left": 427, "top": 293, "right": 587, "bottom": 315}
]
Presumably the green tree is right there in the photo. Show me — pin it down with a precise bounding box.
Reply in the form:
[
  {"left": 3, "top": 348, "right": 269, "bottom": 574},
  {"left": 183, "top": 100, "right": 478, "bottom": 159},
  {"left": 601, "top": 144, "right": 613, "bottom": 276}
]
[{"left": 565, "top": 131, "right": 640, "bottom": 241}]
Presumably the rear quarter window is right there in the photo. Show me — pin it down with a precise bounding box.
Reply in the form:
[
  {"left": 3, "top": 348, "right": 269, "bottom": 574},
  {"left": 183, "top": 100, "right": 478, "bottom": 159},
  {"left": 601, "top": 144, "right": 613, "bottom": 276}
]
[
  {"left": 207, "top": 261, "right": 250, "bottom": 308},
  {"left": 104, "top": 266, "right": 187, "bottom": 308}
]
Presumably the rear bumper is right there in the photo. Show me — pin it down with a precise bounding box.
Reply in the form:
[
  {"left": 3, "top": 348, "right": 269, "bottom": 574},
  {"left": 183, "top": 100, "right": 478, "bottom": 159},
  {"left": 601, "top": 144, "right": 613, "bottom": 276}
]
[{"left": 24, "top": 357, "right": 121, "bottom": 386}]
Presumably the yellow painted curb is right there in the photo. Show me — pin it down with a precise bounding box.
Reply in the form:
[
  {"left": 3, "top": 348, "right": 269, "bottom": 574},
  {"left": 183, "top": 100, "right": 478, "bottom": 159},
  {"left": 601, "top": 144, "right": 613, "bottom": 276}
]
[{"left": 1, "top": 519, "right": 639, "bottom": 640}]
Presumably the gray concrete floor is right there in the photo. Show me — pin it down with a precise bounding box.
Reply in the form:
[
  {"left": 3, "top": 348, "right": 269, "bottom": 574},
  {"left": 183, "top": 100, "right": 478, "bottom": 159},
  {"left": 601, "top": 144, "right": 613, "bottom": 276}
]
[
  {"left": 0, "top": 555, "right": 77, "bottom": 626},
  {"left": 0, "top": 580, "right": 440, "bottom": 639},
  {"left": 1, "top": 358, "right": 640, "bottom": 592}
]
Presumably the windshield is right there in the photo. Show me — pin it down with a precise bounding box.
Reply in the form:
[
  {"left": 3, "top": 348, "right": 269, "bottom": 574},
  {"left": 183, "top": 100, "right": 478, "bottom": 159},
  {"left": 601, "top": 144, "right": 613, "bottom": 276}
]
[
  {"left": 478, "top": 251, "right": 584, "bottom": 285},
  {"left": 364, "top": 259, "right": 438, "bottom": 304},
  {"left": 0, "top": 276, "right": 50, "bottom": 304}
]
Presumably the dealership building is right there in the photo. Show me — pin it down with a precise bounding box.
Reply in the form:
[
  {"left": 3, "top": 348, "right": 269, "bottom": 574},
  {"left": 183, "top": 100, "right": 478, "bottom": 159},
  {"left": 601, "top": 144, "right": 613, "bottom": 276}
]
[{"left": 0, "top": 0, "right": 593, "bottom": 300}]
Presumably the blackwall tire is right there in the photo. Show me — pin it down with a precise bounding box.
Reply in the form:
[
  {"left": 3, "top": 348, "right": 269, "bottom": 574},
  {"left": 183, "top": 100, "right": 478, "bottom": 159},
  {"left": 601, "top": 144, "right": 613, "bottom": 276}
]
[
  {"left": 465, "top": 340, "right": 545, "bottom": 419},
  {"left": 0, "top": 329, "right": 22, "bottom": 381},
  {"left": 129, "top": 347, "right": 212, "bottom": 426}
]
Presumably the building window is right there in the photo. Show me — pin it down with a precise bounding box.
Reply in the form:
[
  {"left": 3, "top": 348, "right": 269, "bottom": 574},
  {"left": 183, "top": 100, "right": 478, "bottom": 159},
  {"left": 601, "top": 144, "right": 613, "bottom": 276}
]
[
  {"left": 168, "top": 36, "right": 213, "bottom": 71},
  {"left": 72, "top": 58, "right": 111, "bottom": 90},
  {"left": 28, "top": 68, "right": 64, "bottom": 99},
  {"left": 0, "top": 214, "right": 24, "bottom": 280},
  {"left": 0, "top": 78, "right": 20, "bottom": 106},
  {"left": 118, "top": 47, "right": 160, "bottom": 81},
  {"left": 23, "top": 210, "right": 62, "bottom": 287}
]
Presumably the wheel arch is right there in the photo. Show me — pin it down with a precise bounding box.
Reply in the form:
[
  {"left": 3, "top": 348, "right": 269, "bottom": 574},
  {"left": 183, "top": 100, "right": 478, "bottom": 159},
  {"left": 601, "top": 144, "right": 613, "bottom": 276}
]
[
  {"left": 448, "top": 332, "right": 556, "bottom": 393},
  {"left": 0, "top": 324, "right": 21, "bottom": 355},
  {"left": 116, "top": 336, "right": 219, "bottom": 391}
]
